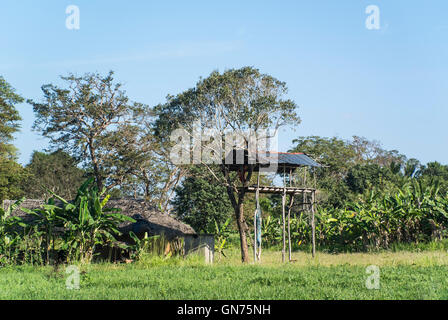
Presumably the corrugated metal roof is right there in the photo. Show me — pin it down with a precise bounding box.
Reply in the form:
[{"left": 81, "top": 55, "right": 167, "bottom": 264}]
[
  {"left": 258, "top": 152, "right": 321, "bottom": 168},
  {"left": 225, "top": 150, "right": 321, "bottom": 172}
]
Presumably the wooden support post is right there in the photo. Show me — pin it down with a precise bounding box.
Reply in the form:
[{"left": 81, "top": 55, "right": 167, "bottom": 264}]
[
  {"left": 257, "top": 175, "right": 262, "bottom": 262},
  {"left": 254, "top": 173, "right": 260, "bottom": 263},
  {"left": 254, "top": 201, "right": 257, "bottom": 263},
  {"left": 282, "top": 166, "right": 286, "bottom": 263},
  {"left": 287, "top": 169, "right": 293, "bottom": 262},
  {"left": 304, "top": 167, "right": 307, "bottom": 186},
  {"left": 287, "top": 196, "right": 294, "bottom": 262},
  {"left": 311, "top": 190, "right": 316, "bottom": 258}
]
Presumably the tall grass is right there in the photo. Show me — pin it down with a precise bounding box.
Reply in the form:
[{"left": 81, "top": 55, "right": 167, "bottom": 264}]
[{"left": 1, "top": 249, "right": 448, "bottom": 300}]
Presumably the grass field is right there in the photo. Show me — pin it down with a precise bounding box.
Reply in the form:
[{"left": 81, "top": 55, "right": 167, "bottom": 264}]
[{"left": 1, "top": 248, "right": 448, "bottom": 300}]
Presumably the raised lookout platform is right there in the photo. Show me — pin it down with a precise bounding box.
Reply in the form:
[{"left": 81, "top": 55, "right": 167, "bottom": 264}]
[{"left": 241, "top": 185, "right": 316, "bottom": 195}]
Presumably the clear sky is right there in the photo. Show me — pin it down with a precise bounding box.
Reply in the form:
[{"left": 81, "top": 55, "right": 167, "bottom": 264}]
[{"left": 1, "top": 0, "right": 447, "bottom": 165}]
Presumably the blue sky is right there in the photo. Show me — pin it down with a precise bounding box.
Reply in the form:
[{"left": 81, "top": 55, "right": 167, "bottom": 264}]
[{"left": 1, "top": 0, "right": 447, "bottom": 165}]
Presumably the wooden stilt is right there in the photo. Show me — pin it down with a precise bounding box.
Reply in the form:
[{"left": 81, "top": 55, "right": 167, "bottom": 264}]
[
  {"left": 254, "top": 173, "right": 260, "bottom": 263},
  {"left": 257, "top": 173, "right": 262, "bottom": 262},
  {"left": 311, "top": 190, "right": 316, "bottom": 258},
  {"left": 254, "top": 202, "right": 257, "bottom": 263},
  {"left": 282, "top": 166, "right": 286, "bottom": 263},
  {"left": 287, "top": 169, "right": 293, "bottom": 262},
  {"left": 287, "top": 195, "right": 294, "bottom": 262}
]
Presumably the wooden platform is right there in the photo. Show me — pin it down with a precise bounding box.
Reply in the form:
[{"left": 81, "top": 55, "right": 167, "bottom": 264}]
[{"left": 241, "top": 186, "right": 316, "bottom": 195}]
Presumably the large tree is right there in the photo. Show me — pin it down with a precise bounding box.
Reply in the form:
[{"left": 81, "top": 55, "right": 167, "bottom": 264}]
[
  {"left": 28, "top": 71, "right": 149, "bottom": 191},
  {"left": 153, "top": 67, "right": 300, "bottom": 262},
  {"left": 103, "top": 122, "right": 186, "bottom": 211}
]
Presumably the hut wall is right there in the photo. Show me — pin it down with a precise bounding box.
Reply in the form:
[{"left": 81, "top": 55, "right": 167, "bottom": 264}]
[{"left": 183, "top": 234, "right": 214, "bottom": 264}]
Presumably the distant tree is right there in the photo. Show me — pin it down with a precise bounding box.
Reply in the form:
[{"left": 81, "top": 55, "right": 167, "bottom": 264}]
[
  {"left": 173, "top": 167, "right": 233, "bottom": 232},
  {"left": 154, "top": 67, "right": 300, "bottom": 262},
  {"left": 290, "top": 136, "right": 357, "bottom": 206},
  {"left": 290, "top": 136, "right": 407, "bottom": 207},
  {"left": 23, "top": 150, "right": 86, "bottom": 199},
  {"left": 345, "top": 163, "right": 395, "bottom": 194},
  {"left": 28, "top": 71, "right": 149, "bottom": 191},
  {"left": 291, "top": 136, "right": 356, "bottom": 176},
  {"left": 0, "top": 76, "right": 27, "bottom": 201},
  {"left": 417, "top": 162, "right": 448, "bottom": 194},
  {"left": 351, "top": 136, "right": 405, "bottom": 167},
  {"left": 404, "top": 158, "right": 421, "bottom": 178},
  {"left": 0, "top": 76, "right": 23, "bottom": 158},
  {"left": 418, "top": 162, "right": 448, "bottom": 179},
  {"left": 0, "top": 158, "right": 28, "bottom": 201}
]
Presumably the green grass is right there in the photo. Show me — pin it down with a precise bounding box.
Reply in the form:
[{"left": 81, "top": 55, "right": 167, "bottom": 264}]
[{"left": 1, "top": 248, "right": 448, "bottom": 300}]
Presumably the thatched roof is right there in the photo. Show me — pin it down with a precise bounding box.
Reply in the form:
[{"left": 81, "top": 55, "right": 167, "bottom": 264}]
[
  {"left": 107, "top": 199, "right": 196, "bottom": 238},
  {"left": 2, "top": 199, "right": 196, "bottom": 239}
]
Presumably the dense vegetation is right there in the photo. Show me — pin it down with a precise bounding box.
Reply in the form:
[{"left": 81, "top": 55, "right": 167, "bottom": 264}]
[
  {"left": 0, "top": 178, "right": 136, "bottom": 266},
  {"left": 174, "top": 135, "right": 448, "bottom": 252},
  {"left": 1, "top": 69, "right": 448, "bottom": 265}
]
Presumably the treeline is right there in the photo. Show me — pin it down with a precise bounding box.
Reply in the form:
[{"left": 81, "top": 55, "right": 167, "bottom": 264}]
[
  {"left": 290, "top": 136, "right": 448, "bottom": 207},
  {"left": 0, "top": 72, "right": 182, "bottom": 210},
  {"left": 1, "top": 68, "right": 448, "bottom": 257},
  {"left": 283, "top": 136, "right": 448, "bottom": 251},
  {"left": 174, "top": 136, "right": 448, "bottom": 251}
]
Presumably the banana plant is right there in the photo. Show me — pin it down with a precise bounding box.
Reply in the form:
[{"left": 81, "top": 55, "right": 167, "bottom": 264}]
[
  {"left": 0, "top": 198, "right": 26, "bottom": 265},
  {"left": 20, "top": 198, "right": 67, "bottom": 264},
  {"left": 214, "top": 217, "right": 231, "bottom": 261},
  {"left": 60, "top": 178, "right": 135, "bottom": 263},
  {"left": 27, "top": 177, "right": 136, "bottom": 264}
]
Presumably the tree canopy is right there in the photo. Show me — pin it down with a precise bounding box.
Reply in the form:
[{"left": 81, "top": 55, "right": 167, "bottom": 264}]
[
  {"left": 0, "top": 76, "right": 23, "bottom": 158},
  {"left": 0, "top": 76, "right": 27, "bottom": 201},
  {"left": 23, "top": 150, "right": 86, "bottom": 199},
  {"left": 28, "top": 71, "right": 149, "bottom": 191}
]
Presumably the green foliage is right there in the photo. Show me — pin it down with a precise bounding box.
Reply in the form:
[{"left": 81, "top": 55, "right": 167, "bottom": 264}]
[
  {"left": 173, "top": 166, "right": 233, "bottom": 232},
  {"left": 0, "top": 76, "right": 23, "bottom": 158},
  {"left": 262, "top": 182, "right": 448, "bottom": 252},
  {"left": 16, "top": 178, "right": 135, "bottom": 264},
  {"left": 0, "top": 198, "right": 25, "bottom": 265},
  {"left": 0, "top": 158, "right": 28, "bottom": 202},
  {"left": 417, "top": 162, "right": 448, "bottom": 194},
  {"left": 24, "top": 150, "right": 86, "bottom": 199},
  {"left": 214, "top": 217, "right": 231, "bottom": 260},
  {"left": 0, "top": 77, "right": 28, "bottom": 202},
  {"left": 290, "top": 136, "right": 407, "bottom": 207},
  {"left": 57, "top": 178, "right": 135, "bottom": 263},
  {"left": 127, "top": 232, "right": 178, "bottom": 261},
  {"left": 345, "top": 163, "right": 396, "bottom": 194},
  {"left": 153, "top": 66, "right": 300, "bottom": 139},
  {"left": 21, "top": 198, "right": 65, "bottom": 264},
  {"left": 28, "top": 71, "right": 149, "bottom": 191}
]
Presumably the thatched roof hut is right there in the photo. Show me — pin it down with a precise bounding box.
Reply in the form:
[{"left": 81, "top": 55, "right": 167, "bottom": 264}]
[{"left": 2, "top": 199, "right": 196, "bottom": 239}]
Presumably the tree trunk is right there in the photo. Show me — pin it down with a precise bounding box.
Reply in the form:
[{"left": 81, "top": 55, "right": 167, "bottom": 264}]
[
  {"left": 222, "top": 165, "right": 250, "bottom": 263},
  {"left": 88, "top": 139, "right": 103, "bottom": 190},
  {"left": 235, "top": 200, "right": 250, "bottom": 263}
]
